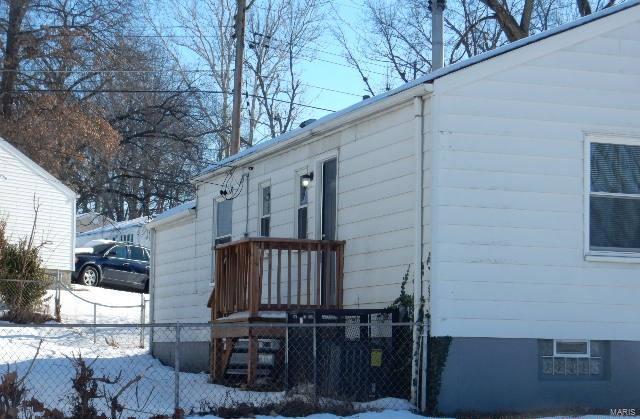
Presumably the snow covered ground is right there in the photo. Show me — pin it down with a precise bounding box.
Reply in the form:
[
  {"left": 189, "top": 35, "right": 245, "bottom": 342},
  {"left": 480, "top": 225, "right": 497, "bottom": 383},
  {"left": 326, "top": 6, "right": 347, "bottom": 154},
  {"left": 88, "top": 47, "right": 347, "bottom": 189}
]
[
  {"left": 45, "top": 283, "right": 149, "bottom": 324},
  {"left": 192, "top": 411, "right": 426, "bottom": 419},
  {"left": 1, "top": 284, "right": 415, "bottom": 418}
]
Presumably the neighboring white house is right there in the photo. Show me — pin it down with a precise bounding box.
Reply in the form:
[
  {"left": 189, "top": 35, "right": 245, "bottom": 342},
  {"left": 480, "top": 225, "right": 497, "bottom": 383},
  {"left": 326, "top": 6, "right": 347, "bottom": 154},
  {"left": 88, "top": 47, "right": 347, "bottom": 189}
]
[
  {"left": 0, "top": 136, "right": 76, "bottom": 278},
  {"left": 148, "top": 1, "right": 640, "bottom": 413},
  {"left": 75, "top": 216, "right": 151, "bottom": 248},
  {"left": 76, "top": 212, "right": 113, "bottom": 234}
]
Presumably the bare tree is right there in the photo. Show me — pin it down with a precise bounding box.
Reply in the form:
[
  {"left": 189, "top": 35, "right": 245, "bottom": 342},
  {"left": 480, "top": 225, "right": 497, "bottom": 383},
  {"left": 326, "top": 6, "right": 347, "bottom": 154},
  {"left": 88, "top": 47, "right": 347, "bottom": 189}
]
[
  {"left": 342, "top": 0, "right": 618, "bottom": 95},
  {"left": 146, "top": 0, "right": 325, "bottom": 157}
]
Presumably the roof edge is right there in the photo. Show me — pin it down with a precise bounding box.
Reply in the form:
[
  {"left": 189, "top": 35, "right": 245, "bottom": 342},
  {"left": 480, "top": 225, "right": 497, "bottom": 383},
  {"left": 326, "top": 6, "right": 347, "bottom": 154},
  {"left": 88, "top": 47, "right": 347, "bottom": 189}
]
[
  {"left": 0, "top": 136, "right": 77, "bottom": 199},
  {"left": 415, "top": 0, "right": 639, "bottom": 84},
  {"left": 193, "top": 0, "right": 638, "bottom": 182},
  {"left": 147, "top": 200, "right": 197, "bottom": 229},
  {"left": 194, "top": 83, "right": 432, "bottom": 181}
]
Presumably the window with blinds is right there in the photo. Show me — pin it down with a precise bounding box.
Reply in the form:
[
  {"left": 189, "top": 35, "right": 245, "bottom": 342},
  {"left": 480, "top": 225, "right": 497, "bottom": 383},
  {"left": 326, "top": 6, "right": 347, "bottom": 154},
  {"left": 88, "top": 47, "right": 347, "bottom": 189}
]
[{"left": 589, "top": 141, "right": 640, "bottom": 253}]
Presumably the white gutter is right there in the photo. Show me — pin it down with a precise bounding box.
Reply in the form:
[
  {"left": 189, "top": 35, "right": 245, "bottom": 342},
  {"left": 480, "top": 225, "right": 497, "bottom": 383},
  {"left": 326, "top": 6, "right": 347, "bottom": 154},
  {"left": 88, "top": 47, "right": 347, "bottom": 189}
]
[
  {"left": 410, "top": 85, "right": 432, "bottom": 408},
  {"left": 193, "top": 83, "right": 431, "bottom": 184},
  {"left": 146, "top": 207, "right": 196, "bottom": 229}
]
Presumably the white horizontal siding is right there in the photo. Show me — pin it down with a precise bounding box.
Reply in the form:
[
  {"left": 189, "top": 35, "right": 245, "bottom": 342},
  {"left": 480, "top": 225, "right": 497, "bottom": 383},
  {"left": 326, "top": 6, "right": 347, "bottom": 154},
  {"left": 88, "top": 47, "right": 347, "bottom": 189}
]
[
  {"left": 151, "top": 217, "right": 209, "bottom": 324},
  {"left": 0, "top": 145, "right": 74, "bottom": 271},
  {"left": 189, "top": 100, "right": 422, "bottom": 311},
  {"left": 430, "top": 9, "right": 640, "bottom": 341}
]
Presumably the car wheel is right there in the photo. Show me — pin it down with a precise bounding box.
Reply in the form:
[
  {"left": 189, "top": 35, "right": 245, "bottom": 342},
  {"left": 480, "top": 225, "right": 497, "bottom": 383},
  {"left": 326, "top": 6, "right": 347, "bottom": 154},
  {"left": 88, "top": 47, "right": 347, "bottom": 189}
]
[
  {"left": 80, "top": 266, "right": 99, "bottom": 287},
  {"left": 144, "top": 279, "right": 149, "bottom": 294}
]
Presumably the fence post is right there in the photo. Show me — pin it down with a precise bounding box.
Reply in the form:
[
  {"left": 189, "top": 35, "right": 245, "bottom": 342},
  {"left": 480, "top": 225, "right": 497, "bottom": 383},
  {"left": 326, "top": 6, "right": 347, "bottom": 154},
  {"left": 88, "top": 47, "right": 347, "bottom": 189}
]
[
  {"left": 139, "top": 294, "right": 145, "bottom": 348},
  {"left": 54, "top": 270, "right": 61, "bottom": 322},
  {"left": 93, "top": 304, "right": 97, "bottom": 343},
  {"left": 174, "top": 322, "right": 181, "bottom": 412},
  {"left": 312, "top": 322, "right": 317, "bottom": 406},
  {"left": 284, "top": 325, "right": 289, "bottom": 390}
]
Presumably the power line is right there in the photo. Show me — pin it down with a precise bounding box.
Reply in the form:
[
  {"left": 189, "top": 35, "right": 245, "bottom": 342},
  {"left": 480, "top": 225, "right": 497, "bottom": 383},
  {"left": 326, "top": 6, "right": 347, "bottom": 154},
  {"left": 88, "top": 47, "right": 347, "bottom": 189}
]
[
  {"left": 9, "top": 88, "right": 337, "bottom": 112},
  {"left": 27, "top": 27, "right": 393, "bottom": 71},
  {"left": 0, "top": 70, "right": 365, "bottom": 97}
]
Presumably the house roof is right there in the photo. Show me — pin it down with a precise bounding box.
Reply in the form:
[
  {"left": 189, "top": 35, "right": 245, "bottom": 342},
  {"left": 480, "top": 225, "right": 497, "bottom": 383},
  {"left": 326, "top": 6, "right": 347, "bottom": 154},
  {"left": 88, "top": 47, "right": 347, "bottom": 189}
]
[
  {"left": 76, "top": 215, "right": 149, "bottom": 237},
  {"left": 0, "top": 136, "right": 77, "bottom": 199},
  {"left": 146, "top": 200, "right": 197, "bottom": 229},
  {"left": 196, "top": 0, "right": 639, "bottom": 180}
]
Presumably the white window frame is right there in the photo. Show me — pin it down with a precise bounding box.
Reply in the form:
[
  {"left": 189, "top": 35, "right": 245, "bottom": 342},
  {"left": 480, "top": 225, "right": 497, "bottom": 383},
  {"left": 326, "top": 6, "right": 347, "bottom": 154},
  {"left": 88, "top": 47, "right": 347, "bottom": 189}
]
[
  {"left": 294, "top": 168, "right": 310, "bottom": 239},
  {"left": 584, "top": 133, "right": 640, "bottom": 262},
  {"left": 553, "top": 339, "right": 590, "bottom": 358},
  {"left": 258, "top": 181, "right": 271, "bottom": 237}
]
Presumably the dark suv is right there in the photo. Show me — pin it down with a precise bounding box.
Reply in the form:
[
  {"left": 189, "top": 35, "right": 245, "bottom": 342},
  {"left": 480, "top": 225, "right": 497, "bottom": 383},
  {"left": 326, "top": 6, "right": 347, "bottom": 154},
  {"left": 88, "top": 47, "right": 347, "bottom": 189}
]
[{"left": 73, "top": 240, "right": 150, "bottom": 293}]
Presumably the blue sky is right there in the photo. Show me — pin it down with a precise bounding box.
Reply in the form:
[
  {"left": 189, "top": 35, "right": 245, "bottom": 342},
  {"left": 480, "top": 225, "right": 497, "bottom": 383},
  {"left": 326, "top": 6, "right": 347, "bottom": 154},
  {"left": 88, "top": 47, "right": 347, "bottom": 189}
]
[
  {"left": 151, "top": 0, "right": 393, "bottom": 127},
  {"left": 276, "top": 0, "right": 390, "bottom": 120}
]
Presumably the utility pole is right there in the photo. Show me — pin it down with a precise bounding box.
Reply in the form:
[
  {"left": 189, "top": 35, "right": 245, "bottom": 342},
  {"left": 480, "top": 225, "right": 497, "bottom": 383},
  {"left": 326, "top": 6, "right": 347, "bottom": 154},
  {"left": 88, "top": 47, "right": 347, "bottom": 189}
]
[{"left": 230, "top": 0, "right": 247, "bottom": 156}]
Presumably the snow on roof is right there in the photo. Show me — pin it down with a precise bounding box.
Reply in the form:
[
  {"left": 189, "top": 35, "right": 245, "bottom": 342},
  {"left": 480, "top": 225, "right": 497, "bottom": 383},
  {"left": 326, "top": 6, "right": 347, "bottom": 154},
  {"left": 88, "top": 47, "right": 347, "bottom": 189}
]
[
  {"left": 0, "top": 136, "right": 77, "bottom": 199},
  {"left": 146, "top": 200, "right": 196, "bottom": 228},
  {"left": 76, "top": 215, "right": 149, "bottom": 237},
  {"left": 196, "top": 0, "right": 639, "bottom": 179}
]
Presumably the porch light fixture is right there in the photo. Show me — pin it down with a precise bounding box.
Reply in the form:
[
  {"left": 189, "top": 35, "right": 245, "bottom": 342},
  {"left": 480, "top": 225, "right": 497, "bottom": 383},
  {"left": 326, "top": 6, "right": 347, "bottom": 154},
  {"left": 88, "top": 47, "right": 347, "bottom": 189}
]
[{"left": 301, "top": 172, "right": 313, "bottom": 188}]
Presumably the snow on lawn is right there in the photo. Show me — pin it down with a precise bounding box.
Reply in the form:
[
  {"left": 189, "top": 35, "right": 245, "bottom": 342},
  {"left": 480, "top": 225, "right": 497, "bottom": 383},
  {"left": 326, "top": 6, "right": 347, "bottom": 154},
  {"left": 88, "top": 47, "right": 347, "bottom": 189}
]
[
  {"left": 2, "top": 323, "right": 284, "bottom": 417},
  {"left": 46, "top": 284, "right": 149, "bottom": 324}
]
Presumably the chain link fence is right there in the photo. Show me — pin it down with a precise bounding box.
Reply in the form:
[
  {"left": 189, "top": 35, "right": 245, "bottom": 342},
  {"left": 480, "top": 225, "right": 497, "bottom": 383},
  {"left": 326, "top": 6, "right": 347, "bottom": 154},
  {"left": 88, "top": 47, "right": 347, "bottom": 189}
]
[
  {"left": 0, "top": 274, "right": 148, "bottom": 329},
  {"left": 0, "top": 277, "right": 57, "bottom": 322},
  {"left": 0, "top": 322, "right": 418, "bottom": 418}
]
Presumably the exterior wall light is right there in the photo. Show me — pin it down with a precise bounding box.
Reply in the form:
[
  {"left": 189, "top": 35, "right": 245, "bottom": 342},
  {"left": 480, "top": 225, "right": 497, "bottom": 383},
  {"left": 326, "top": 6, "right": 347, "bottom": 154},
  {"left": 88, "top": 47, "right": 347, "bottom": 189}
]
[{"left": 301, "top": 173, "right": 313, "bottom": 188}]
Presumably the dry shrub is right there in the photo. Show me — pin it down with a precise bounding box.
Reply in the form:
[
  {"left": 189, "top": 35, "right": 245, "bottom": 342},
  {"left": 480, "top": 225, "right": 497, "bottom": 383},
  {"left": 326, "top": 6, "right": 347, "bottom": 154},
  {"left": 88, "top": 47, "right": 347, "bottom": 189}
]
[{"left": 0, "top": 217, "right": 53, "bottom": 324}]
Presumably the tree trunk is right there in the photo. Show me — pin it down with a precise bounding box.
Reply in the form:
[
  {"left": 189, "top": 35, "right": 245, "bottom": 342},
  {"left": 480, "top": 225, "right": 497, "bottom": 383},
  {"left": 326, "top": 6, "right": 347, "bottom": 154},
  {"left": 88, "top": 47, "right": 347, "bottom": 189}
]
[
  {"left": 576, "top": 0, "right": 593, "bottom": 16},
  {"left": 0, "top": 0, "right": 29, "bottom": 118}
]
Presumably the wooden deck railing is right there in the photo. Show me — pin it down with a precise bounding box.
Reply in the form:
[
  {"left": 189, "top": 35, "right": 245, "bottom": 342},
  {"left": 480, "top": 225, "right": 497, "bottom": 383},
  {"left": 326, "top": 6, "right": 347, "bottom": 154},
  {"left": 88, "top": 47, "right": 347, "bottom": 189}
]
[{"left": 210, "top": 238, "right": 345, "bottom": 320}]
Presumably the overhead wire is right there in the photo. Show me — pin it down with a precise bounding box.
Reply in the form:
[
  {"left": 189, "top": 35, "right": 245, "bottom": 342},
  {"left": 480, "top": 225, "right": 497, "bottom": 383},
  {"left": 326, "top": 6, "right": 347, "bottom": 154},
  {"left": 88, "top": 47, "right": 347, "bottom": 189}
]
[
  {"left": 8, "top": 88, "right": 337, "bottom": 112},
  {"left": 1, "top": 68, "right": 364, "bottom": 97}
]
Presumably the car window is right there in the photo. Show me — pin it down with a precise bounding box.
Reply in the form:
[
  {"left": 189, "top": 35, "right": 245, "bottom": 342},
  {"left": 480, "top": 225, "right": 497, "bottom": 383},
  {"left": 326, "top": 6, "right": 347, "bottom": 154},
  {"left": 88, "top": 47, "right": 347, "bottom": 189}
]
[
  {"left": 130, "top": 246, "right": 148, "bottom": 261},
  {"left": 107, "top": 245, "right": 128, "bottom": 258},
  {"left": 91, "top": 244, "right": 114, "bottom": 255}
]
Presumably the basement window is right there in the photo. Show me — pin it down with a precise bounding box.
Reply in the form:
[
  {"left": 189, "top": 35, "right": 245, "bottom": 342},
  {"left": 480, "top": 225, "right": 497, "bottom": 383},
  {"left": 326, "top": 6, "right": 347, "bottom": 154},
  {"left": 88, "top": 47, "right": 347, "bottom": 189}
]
[{"left": 540, "top": 339, "right": 605, "bottom": 378}]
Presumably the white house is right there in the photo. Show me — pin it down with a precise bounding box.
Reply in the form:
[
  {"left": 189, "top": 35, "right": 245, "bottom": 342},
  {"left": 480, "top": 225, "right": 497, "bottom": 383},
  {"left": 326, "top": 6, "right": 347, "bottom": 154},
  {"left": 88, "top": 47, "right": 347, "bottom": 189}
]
[
  {"left": 76, "top": 212, "right": 113, "bottom": 234},
  {"left": 148, "top": 1, "right": 640, "bottom": 413},
  {"left": 75, "top": 216, "right": 151, "bottom": 248},
  {"left": 0, "top": 136, "right": 76, "bottom": 278}
]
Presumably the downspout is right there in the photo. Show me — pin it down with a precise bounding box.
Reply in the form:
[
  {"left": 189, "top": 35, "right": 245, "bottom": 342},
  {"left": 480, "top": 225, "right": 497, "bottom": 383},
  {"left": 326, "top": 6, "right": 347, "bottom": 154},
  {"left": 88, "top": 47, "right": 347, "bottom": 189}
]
[
  {"left": 244, "top": 170, "right": 251, "bottom": 237},
  {"left": 149, "top": 227, "right": 156, "bottom": 347},
  {"left": 411, "top": 85, "right": 432, "bottom": 408}
]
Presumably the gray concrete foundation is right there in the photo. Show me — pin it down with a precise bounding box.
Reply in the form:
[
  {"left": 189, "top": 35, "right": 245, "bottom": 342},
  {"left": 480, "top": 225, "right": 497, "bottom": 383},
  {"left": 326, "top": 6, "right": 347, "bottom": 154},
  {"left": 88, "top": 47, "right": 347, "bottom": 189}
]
[
  {"left": 437, "top": 337, "right": 640, "bottom": 414},
  {"left": 152, "top": 341, "right": 210, "bottom": 373}
]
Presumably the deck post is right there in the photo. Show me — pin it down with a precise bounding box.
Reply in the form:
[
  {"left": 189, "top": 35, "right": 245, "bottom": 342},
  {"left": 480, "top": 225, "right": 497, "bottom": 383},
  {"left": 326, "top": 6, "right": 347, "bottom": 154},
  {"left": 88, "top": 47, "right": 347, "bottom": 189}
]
[{"left": 247, "top": 329, "right": 258, "bottom": 387}]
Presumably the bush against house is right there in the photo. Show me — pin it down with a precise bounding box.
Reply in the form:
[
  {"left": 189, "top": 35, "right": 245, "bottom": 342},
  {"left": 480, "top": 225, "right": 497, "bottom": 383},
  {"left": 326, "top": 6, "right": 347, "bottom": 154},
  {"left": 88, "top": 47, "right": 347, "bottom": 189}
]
[{"left": 0, "top": 219, "right": 52, "bottom": 323}]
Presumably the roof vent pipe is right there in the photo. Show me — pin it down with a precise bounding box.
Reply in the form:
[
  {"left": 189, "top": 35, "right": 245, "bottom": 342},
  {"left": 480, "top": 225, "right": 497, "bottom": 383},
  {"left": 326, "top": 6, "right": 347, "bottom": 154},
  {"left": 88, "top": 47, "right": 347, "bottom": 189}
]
[{"left": 430, "top": 0, "right": 446, "bottom": 71}]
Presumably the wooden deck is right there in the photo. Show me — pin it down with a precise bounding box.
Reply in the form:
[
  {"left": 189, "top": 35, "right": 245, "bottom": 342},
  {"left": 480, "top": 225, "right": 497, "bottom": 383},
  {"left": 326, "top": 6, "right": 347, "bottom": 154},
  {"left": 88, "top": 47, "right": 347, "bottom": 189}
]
[{"left": 207, "top": 237, "right": 345, "bottom": 386}]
